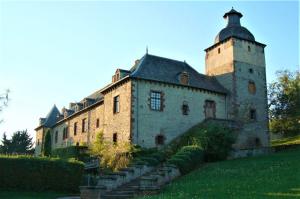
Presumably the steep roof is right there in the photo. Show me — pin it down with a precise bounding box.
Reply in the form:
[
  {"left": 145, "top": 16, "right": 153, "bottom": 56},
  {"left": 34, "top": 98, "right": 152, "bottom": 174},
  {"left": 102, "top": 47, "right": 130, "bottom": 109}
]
[
  {"left": 41, "top": 105, "right": 60, "bottom": 128},
  {"left": 130, "top": 54, "right": 227, "bottom": 94}
]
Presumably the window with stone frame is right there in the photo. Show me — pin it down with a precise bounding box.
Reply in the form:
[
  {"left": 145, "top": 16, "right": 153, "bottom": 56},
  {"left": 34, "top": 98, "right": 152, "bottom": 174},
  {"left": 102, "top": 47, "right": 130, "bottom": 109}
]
[
  {"left": 37, "top": 139, "right": 40, "bottom": 146},
  {"left": 96, "top": 118, "right": 100, "bottom": 128},
  {"left": 204, "top": 100, "right": 216, "bottom": 119},
  {"left": 74, "top": 122, "right": 77, "bottom": 135},
  {"left": 63, "top": 127, "right": 68, "bottom": 140},
  {"left": 250, "top": 109, "right": 257, "bottom": 120},
  {"left": 182, "top": 101, "right": 189, "bottom": 115},
  {"left": 180, "top": 71, "right": 189, "bottom": 85},
  {"left": 248, "top": 81, "right": 256, "bottom": 94},
  {"left": 155, "top": 135, "right": 165, "bottom": 145},
  {"left": 113, "top": 133, "right": 118, "bottom": 144},
  {"left": 55, "top": 131, "right": 58, "bottom": 143},
  {"left": 82, "top": 118, "right": 87, "bottom": 132},
  {"left": 113, "top": 95, "right": 120, "bottom": 113},
  {"left": 150, "top": 91, "right": 162, "bottom": 111}
]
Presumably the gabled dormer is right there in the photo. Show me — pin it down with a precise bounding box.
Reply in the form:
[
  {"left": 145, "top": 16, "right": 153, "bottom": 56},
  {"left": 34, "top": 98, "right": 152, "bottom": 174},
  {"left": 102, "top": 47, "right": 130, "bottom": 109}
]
[{"left": 112, "top": 69, "right": 131, "bottom": 83}]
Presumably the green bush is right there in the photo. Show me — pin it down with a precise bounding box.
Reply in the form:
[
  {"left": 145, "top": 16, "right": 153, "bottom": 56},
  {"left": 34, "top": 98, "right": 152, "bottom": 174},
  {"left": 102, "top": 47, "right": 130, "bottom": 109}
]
[
  {"left": 140, "top": 157, "right": 160, "bottom": 166},
  {"left": 167, "top": 146, "right": 204, "bottom": 174},
  {"left": 0, "top": 155, "right": 84, "bottom": 193},
  {"left": 52, "top": 146, "right": 89, "bottom": 161}
]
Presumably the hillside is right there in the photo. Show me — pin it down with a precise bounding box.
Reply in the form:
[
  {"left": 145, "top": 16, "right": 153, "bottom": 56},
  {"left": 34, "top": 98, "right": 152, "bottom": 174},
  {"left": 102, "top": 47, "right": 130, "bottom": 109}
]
[
  {"left": 272, "top": 135, "right": 300, "bottom": 146},
  {"left": 139, "top": 147, "right": 300, "bottom": 199}
]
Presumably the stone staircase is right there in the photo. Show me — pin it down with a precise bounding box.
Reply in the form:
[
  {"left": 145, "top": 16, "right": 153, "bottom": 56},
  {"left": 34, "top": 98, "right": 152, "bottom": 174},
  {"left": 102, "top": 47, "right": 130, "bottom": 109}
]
[{"left": 80, "top": 164, "right": 180, "bottom": 199}]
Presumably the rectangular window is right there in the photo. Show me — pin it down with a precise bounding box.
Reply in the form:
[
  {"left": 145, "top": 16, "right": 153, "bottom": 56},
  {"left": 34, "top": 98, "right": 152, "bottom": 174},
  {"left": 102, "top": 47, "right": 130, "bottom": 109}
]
[
  {"left": 55, "top": 131, "right": 58, "bottom": 143},
  {"left": 205, "top": 100, "right": 216, "bottom": 119},
  {"left": 113, "top": 95, "right": 120, "bottom": 113},
  {"left": 150, "top": 91, "right": 162, "bottom": 111},
  {"left": 250, "top": 109, "right": 256, "bottom": 120},
  {"left": 74, "top": 122, "right": 77, "bottom": 135},
  {"left": 82, "top": 118, "right": 87, "bottom": 132},
  {"left": 96, "top": 118, "right": 100, "bottom": 128},
  {"left": 113, "top": 133, "right": 118, "bottom": 144}
]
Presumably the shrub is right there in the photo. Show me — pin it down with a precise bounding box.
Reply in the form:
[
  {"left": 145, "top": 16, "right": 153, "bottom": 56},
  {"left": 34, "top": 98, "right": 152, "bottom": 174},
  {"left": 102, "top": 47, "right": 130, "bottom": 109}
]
[
  {"left": 140, "top": 157, "right": 160, "bottom": 166},
  {"left": 51, "top": 146, "right": 89, "bottom": 161},
  {"left": 0, "top": 155, "right": 84, "bottom": 193},
  {"left": 90, "top": 132, "right": 134, "bottom": 171},
  {"left": 198, "top": 124, "right": 236, "bottom": 161},
  {"left": 167, "top": 146, "right": 204, "bottom": 174}
]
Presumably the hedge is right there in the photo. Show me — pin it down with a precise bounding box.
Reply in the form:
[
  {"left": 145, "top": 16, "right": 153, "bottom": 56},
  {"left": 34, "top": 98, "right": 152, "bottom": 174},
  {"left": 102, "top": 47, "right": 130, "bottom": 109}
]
[
  {"left": 167, "top": 146, "right": 204, "bottom": 174},
  {"left": 0, "top": 155, "right": 84, "bottom": 193},
  {"left": 51, "top": 146, "right": 89, "bottom": 161}
]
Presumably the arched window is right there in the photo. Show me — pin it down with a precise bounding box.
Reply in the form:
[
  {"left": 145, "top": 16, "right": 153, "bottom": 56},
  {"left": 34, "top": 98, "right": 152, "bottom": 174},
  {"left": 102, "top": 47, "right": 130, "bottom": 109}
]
[
  {"left": 113, "top": 133, "right": 118, "bottom": 143},
  {"left": 248, "top": 81, "right": 256, "bottom": 94},
  {"left": 155, "top": 135, "right": 165, "bottom": 145},
  {"left": 182, "top": 101, "right": 189, "bottom": 115}
]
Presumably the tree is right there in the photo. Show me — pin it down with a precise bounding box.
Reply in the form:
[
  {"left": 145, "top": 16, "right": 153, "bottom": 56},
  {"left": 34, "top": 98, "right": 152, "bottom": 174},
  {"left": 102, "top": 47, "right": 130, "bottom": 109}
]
[
  {"left": 43, "top": 130, "right": 52, "bottom": 156},
  {"left": 0, "top": 130, "right": 34, "bottom": 154},
  {"left": 268, "top": 70, "right": 300, "bottom": 136},
  {"left": 0, "top": 89, "right": 9, "bottom": 123},
  {"left": 10, "top": 130, "right": 34, "bottom": 154},
  {"left": 0, "top": 133, "right": 11, "bottom": 153}
]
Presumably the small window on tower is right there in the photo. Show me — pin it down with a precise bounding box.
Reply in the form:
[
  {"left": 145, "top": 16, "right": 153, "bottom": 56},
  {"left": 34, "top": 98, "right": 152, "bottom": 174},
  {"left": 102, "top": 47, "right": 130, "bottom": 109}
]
[
  {"left": 249, "top": 68, "right": 253, "bottom": 74},
  {"left": 250, "top": 109, "right": 257, "bottom": 120},
  {"left": 182, "top": 101, "right": 189, "bottom": 115},
  {"left": 96, "top": 118, "right": 100, "bottom": 128},
  {"left": 113, "top": 133, "right": 118, "bottom": 144},
  {"left": 155, "top": 135, "right": 165, "bottom": 145},
  {"left": 248, "top": 45, "right": 251, "bottom": 52},
  {"left": 218, "top": 48, "right": 221, "bottom": 54},
  {"left": 248, "top": 81, "right": 256, "bottom": 94}
]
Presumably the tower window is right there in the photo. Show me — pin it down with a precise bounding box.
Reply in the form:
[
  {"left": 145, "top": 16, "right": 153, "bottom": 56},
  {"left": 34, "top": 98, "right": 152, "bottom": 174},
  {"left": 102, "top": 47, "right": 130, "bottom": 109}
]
[
  {"left": 248, "top": 45, "right": 251, "bottom": 52},
  {"left": 249, "top": 68, "right": 253, "bottom": 74},
  {"left": 150, "top": 91, "right": 162, "bottom": 111},
  {"left": 155, "top": 135, "right": 165, "bottom": 145},
  {"left": 218, "top": 48, "right": 221, "bottom": 54},
  {"left": 113, "top": 95, "right": 120, "bottom": 113},
  {"left": 248, "top": 81, "right": 256, "bottom": 94},
  {"left": 113, "top": 133, "right": 118, "bottom": 143},
  {"left": 250, "top": 109, "right": 257, "bottom": 120}
]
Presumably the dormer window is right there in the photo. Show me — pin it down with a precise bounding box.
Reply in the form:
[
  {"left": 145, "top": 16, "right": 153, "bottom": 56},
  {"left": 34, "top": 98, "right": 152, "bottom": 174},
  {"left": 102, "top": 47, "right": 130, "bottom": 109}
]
[{"left": 180, "top": 71, "right": 189, "bottom": 85}]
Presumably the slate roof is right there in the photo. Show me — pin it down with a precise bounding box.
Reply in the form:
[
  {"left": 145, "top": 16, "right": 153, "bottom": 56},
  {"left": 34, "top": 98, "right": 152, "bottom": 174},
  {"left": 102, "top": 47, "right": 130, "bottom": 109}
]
[
  {"left": 215, "top": 8, "right": 255, "bottom": 44},
  {"left": 39, "top": 105, "right": 61, "bottom": 128},
  {"left": 130, "top": 54, "right": 227, "bottom": 94}
]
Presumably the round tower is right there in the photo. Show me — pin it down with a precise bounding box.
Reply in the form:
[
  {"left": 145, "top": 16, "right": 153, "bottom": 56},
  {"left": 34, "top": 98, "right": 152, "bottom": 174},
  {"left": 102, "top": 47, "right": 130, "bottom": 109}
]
[{"left": 205, "top": 8, "right": 269, "bottom": 149}]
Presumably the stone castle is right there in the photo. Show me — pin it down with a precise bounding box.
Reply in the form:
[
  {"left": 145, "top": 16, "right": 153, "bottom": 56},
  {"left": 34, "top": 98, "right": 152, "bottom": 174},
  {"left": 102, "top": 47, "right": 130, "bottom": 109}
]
[{"left": 35, "top": 8, "right": 269, "bottom": 155}]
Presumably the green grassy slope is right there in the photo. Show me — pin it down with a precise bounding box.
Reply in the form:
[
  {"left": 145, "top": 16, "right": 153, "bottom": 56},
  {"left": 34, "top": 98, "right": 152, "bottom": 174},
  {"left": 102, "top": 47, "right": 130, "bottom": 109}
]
[
  {"left": 0, "top": 191, "right": 70, "bottom": 199},
  {"left": 272, "top": 135, "right": 300, "bottom": 146},
  {"left": 139, "top": 148, "right": 300, "bottom": 199}
]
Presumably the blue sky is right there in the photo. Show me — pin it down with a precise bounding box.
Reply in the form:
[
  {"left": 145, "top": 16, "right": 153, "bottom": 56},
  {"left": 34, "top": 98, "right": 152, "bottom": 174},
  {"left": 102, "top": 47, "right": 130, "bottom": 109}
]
[{"left": 0, "top": 1, "right": 299, "bottom": 143}]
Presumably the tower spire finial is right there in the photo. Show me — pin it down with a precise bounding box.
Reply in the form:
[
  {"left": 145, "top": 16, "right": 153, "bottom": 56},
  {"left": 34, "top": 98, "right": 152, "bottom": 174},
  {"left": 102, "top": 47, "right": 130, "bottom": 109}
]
[{"left": 146, "top": 46, "right": 148, "bottom": 54}]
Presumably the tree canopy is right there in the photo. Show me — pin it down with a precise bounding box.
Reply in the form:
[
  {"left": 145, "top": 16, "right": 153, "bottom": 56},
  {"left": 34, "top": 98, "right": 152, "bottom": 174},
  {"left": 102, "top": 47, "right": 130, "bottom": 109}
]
[
  {"left": 0, "top": 130, "right": 34, "bottom": 154},
  {"left": 268, "top": 70, "right": 300, "bottom": 136}
]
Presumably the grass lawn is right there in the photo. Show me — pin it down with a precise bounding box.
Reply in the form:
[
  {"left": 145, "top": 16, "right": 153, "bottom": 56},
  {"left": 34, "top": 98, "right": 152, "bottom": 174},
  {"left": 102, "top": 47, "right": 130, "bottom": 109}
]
[
  {"left": 272, "top": 135, "right": 300, "bottom": 146},
  {"left": 0, "top": 190, "right": 74, "bottom": 199},
  {"left": 139, "top": 147, "right": 300, "bottom": 199}
]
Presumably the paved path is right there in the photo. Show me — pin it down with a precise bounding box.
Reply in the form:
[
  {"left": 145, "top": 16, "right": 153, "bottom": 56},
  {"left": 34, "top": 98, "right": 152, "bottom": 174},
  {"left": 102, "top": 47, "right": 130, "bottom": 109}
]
[{"left": 56, "top": 197, "right": 80, "bottom": 199}]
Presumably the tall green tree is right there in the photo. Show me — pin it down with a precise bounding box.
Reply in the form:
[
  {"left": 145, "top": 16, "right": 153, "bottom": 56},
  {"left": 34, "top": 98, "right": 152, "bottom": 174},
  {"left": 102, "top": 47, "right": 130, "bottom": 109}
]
[
  {"left": 43, "top": 130, "right": 51, "bottom": 156},
  {"left": 268, "top": 70, "right": 300, "bottom": 136},
  {"left": 0, "top": 130, "right": 33, "bottom": 154},
  {"left": 0, "top": 133, "right": 11, "bottom": 153},
  {"left": 0, "top": 89, "right": 9, "bottom": 123}
]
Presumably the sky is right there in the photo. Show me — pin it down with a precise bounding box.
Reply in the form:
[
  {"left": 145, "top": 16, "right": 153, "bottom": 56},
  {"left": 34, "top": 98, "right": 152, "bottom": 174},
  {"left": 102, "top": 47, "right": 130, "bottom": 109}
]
[{"left": 0, "top": 1, "right": 299, "bottom": 144}]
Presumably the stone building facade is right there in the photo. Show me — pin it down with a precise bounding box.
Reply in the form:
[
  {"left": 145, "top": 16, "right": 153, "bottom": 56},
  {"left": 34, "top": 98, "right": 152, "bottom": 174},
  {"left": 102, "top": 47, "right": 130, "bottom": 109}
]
[{"left": 35, "top": 9, "right": 269, "bottom": 155}]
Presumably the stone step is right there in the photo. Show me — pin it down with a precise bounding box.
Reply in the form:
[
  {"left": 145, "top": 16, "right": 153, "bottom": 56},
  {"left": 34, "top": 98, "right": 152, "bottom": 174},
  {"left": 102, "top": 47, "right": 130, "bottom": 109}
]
[{"left": 102, "top": 193, "right": 135, "bottom": 199}]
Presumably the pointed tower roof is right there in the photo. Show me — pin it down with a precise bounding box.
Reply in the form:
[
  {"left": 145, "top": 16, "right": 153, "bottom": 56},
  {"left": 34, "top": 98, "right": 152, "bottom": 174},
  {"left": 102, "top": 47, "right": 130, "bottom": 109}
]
[{"left": 42, "top": 105, "right": 61, "bottom": 128}]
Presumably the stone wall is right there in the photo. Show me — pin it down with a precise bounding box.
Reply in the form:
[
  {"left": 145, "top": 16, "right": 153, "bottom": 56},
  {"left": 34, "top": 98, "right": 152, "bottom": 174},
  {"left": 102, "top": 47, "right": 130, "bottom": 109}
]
[
  {"left": 205, "top": 37, "right": 269, "bottom": 149},
  {"left": 34, "top": 128, "right": 45, "bottom": 156},
  {"left": 103, "top": 80, "right": 132, "bottom": 143},
  {"left": 131, "top": 79, "right": 227, "bottom": 148}
]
